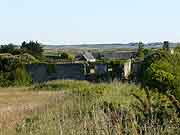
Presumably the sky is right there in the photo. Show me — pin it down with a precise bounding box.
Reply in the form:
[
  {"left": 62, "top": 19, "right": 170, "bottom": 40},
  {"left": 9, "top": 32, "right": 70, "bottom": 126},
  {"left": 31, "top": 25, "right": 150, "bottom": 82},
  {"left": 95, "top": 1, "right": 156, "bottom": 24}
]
[{"left": 0, "top": 0, "right": 180, "bottom": 45}]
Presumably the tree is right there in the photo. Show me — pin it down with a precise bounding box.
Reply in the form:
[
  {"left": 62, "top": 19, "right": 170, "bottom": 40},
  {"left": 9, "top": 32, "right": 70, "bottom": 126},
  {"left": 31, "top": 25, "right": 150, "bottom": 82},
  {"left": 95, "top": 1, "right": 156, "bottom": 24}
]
[
  {"left": 137, "top": 42, "right": 145, "bottom": 59},
  {"left": 163, "top": 41, "right": 170, "bottom": 51},
  {"left": 143, "top": 48, "right": 152, "bottom": 56},
  {"left": 141, "top": 50, "right": 180, "bottom": 100},
  {"left": 21, "top": 41, "right": 43, "bottom": 56},
  {"left": 0, "top": 44, "right": 16, "bottom": 54}
]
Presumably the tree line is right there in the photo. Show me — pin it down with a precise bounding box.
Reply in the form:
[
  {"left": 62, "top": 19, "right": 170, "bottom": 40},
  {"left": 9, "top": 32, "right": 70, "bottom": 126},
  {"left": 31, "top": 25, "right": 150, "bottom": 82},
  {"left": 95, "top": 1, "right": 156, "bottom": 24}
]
[{"left": 0, "top": 41, "right": 43, "bottom": 56}]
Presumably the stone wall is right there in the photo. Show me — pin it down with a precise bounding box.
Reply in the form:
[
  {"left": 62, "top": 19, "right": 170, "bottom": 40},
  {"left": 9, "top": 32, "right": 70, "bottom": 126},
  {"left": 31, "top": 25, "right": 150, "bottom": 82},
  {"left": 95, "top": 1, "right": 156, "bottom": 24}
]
[
  {"left": 131, "top": 62, "right": 142, "bottom": 81},
  {"left": 25, "top": 63, "right": 87, "bottom": 83},
  {"left": 112, "top": 64, "right": 124, "bottom": 80},
  {"left": 95, "top": 64, "right": 108, "bottom": 75}
]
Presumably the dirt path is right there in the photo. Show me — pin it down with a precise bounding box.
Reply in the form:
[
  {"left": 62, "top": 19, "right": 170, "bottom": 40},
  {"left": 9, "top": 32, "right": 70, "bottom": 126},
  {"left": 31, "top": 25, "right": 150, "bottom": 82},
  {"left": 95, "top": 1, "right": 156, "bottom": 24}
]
[{"left": 0, "top": 89, "right": 64, "bottom": 130}]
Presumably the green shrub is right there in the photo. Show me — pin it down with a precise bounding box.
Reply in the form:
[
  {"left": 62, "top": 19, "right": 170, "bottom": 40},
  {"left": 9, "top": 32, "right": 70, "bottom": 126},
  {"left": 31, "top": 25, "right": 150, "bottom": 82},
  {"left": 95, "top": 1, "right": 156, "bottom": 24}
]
[
  {"left": 0, "top": 44, "right": 16, "bottom": 54},
  {"left": 0, "top": 54, "right": 34, "bottom": 87},
  {"left": 21, "top": 41, "right": 43, "bottom": 56},
  {"left": 0, "top": 72, "right": 14, "bottom": 87},
  {"left": 59, "top": 52, "right": 75, "bottom": 61},
  {"left": 47, "top": 64, "right": 56, "bottom": 74},
  {"left": 141, "top": 50, "right": 180, "bottom": 100},
  {"left": 14, "top": 65, "right": 32, "bottom": 86},
  {"left": 137, "top": 42, "right": 145, "bottom": 60}
]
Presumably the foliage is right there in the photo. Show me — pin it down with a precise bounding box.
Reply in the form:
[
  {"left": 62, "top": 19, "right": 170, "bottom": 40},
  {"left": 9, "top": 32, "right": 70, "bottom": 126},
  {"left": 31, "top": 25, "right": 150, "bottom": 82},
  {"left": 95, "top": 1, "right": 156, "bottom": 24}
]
[
  {"left": 15, "top": 53, "right": 40, "bottom": 64},
  {"left": 0, "top": 72, "right": 14, "bottom": 87},
  {"left": 141, "top": 49, "right": 180, "bottom": 100},
  {"left": 0, "top": 44, "right": 16, "bottom": 54},
  {"left": 21, "top": 41, "right": 43, "bottom": 56},
  {"left": 0, "top": 53, "right": 40, "bottom": 64},
  {"left": 15, "top": 80, "right": 180, "bottom": 135},
  {"left": 137, "top": 42, "right": 145, "bottom": 60},
  {"left": 143, "top": 48, "right": 152, "bottom": 56},
  {"left": 132, "top": 89, "right": 176, "bottom": 126},
  {"left": 47, "top": 64, "right": 56, "bottom": 74},
  {"left": 0, "top": 41, "right": 45, "bottom": 61},
  {"left": 163, "top": 41, "right": 170, "bottom": 51},
  {"left": 14, "top": 65, "right": 32, "bottom": 86},
  {"left": 60, "top": 52, "right": 75, "bottom": 61},
  {"left": 175, "top": 45, "right": 180, "bottom": 53},
  {"left": 0, "top": 44, "right": 25, "bottom": 55},
  {"left": 0, "top": 65, "right": 32, "bottom": 87},
  {"left": 60, "top": 52, "right": 68, "bottom": 59},
  {"left": 0, "top": 54, "right": 34, "bottom": 87}
]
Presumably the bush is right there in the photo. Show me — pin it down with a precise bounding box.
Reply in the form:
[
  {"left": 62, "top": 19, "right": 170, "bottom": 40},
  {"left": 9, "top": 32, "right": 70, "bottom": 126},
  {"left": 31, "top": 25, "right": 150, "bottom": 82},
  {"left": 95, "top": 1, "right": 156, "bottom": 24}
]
[
  {"left": 0, "top": 54, "right": 34, "bottom": 87},
  {"left": 0, "top": 44, "right": 16, "bottom": 53},
  {"left": 15, "top": 53, "right": 40, "bottom": 64},
  {"left": 141, "top": 50, "right": 180, "bottom": 100},
  {"left": 137, "top": 42, "right": 145, "bottom": 60},
  {"left": 60, "top": 52, "right": 75, "bottom": 61},
  {"left": 47, "top": 64, "right": 56, "bottom": 74},
  {"left": 0, "top": 72, "right": 14, "bottom": 87},
  {"left": 175, "top": 45, "right": 180, "bottom": 53},
  {"left": 15, "top": 65, "right": 32, "bottom": 86},
  {"left": 21, "top": 41, "right": 43, "bottom": 56}
]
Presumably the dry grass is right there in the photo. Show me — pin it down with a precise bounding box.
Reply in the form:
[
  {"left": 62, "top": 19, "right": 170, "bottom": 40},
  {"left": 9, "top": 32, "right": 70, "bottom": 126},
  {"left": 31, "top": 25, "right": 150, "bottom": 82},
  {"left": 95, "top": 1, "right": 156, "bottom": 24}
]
[
  {"left": 0, "top": 80, "right": 179, "bottom": 135},
  {"left": 15, "top": 80, "right": 180, "bottom": 135},
  {"left": 0, "top": 87, "right": 64, "bottom": 134}
]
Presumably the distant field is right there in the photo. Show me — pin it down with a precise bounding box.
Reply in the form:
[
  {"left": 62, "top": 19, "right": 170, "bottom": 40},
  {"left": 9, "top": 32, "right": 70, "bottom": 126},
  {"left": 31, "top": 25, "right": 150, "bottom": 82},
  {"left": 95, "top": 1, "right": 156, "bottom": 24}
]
[
  {"left": 43, "top": 43, "right": 163, "bottom": 50},
  {"left": 43, "top": 47, "right": 136, "bottom": 58},
  {"left": 42, "top": 43, "right": 178, "bottom": 57}
]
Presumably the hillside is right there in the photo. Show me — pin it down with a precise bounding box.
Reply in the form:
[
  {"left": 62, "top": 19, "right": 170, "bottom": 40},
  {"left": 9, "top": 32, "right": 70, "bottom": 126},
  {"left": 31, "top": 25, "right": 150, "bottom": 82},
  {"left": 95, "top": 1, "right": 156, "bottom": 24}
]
[{"left": 43, "top": 42, "right": 179, "bottom": 50}]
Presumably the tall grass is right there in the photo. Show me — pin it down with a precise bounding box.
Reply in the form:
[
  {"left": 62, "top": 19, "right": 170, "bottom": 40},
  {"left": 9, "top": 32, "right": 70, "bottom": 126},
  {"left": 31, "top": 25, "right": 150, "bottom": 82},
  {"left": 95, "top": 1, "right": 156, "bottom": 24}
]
[{"left": 1, "top": 80, "right": 179, "bottom": 135}]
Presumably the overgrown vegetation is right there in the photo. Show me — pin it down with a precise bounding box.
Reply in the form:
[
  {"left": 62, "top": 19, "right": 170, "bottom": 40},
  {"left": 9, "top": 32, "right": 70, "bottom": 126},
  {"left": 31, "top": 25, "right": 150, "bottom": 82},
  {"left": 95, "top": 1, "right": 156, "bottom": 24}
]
[
  {"left": 14, "top": 65, "right": 32, "bottom": 86},
  {"left": 0, "top": 41, "right": 180, "bottom": 134},
  {"left": 47, "top": 64, "right": 56, "bottom": 74},
  {"left": 0, "top": 44, "right": 20, "bottom": 54},
  {"left": 59, "top": 52, "right": 75, "bottom": 61},
  {"left": 0, "top": 54, "right": 34, "bottom": 87},
  {"left": 13, "top": 80, "right": 180, "bottom": 135},
  {"left": 137, "top": 42, "right": 145, "bottom": 60},
  {"left": 21, "top": 41, "right": 43, "bottom": 56},
  {"left": 0, "top": 41, "right": 44, "bottom": 87},
  {"left": 140, "top": 47, "right": 180, "bottom": 100},
  {"left": 0, "top": 41, "right": 45, "bottom": 61}
]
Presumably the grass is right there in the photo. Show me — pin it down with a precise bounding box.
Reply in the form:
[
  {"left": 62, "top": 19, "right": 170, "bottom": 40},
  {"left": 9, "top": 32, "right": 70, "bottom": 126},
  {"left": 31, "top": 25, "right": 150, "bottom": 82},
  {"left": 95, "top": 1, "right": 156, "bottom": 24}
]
[
  {"left": 0, "top": 87, "right": 64, "bottom": 135},
  {"left": 0, "top": 80, "right": 179, "bottom": 135}
]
